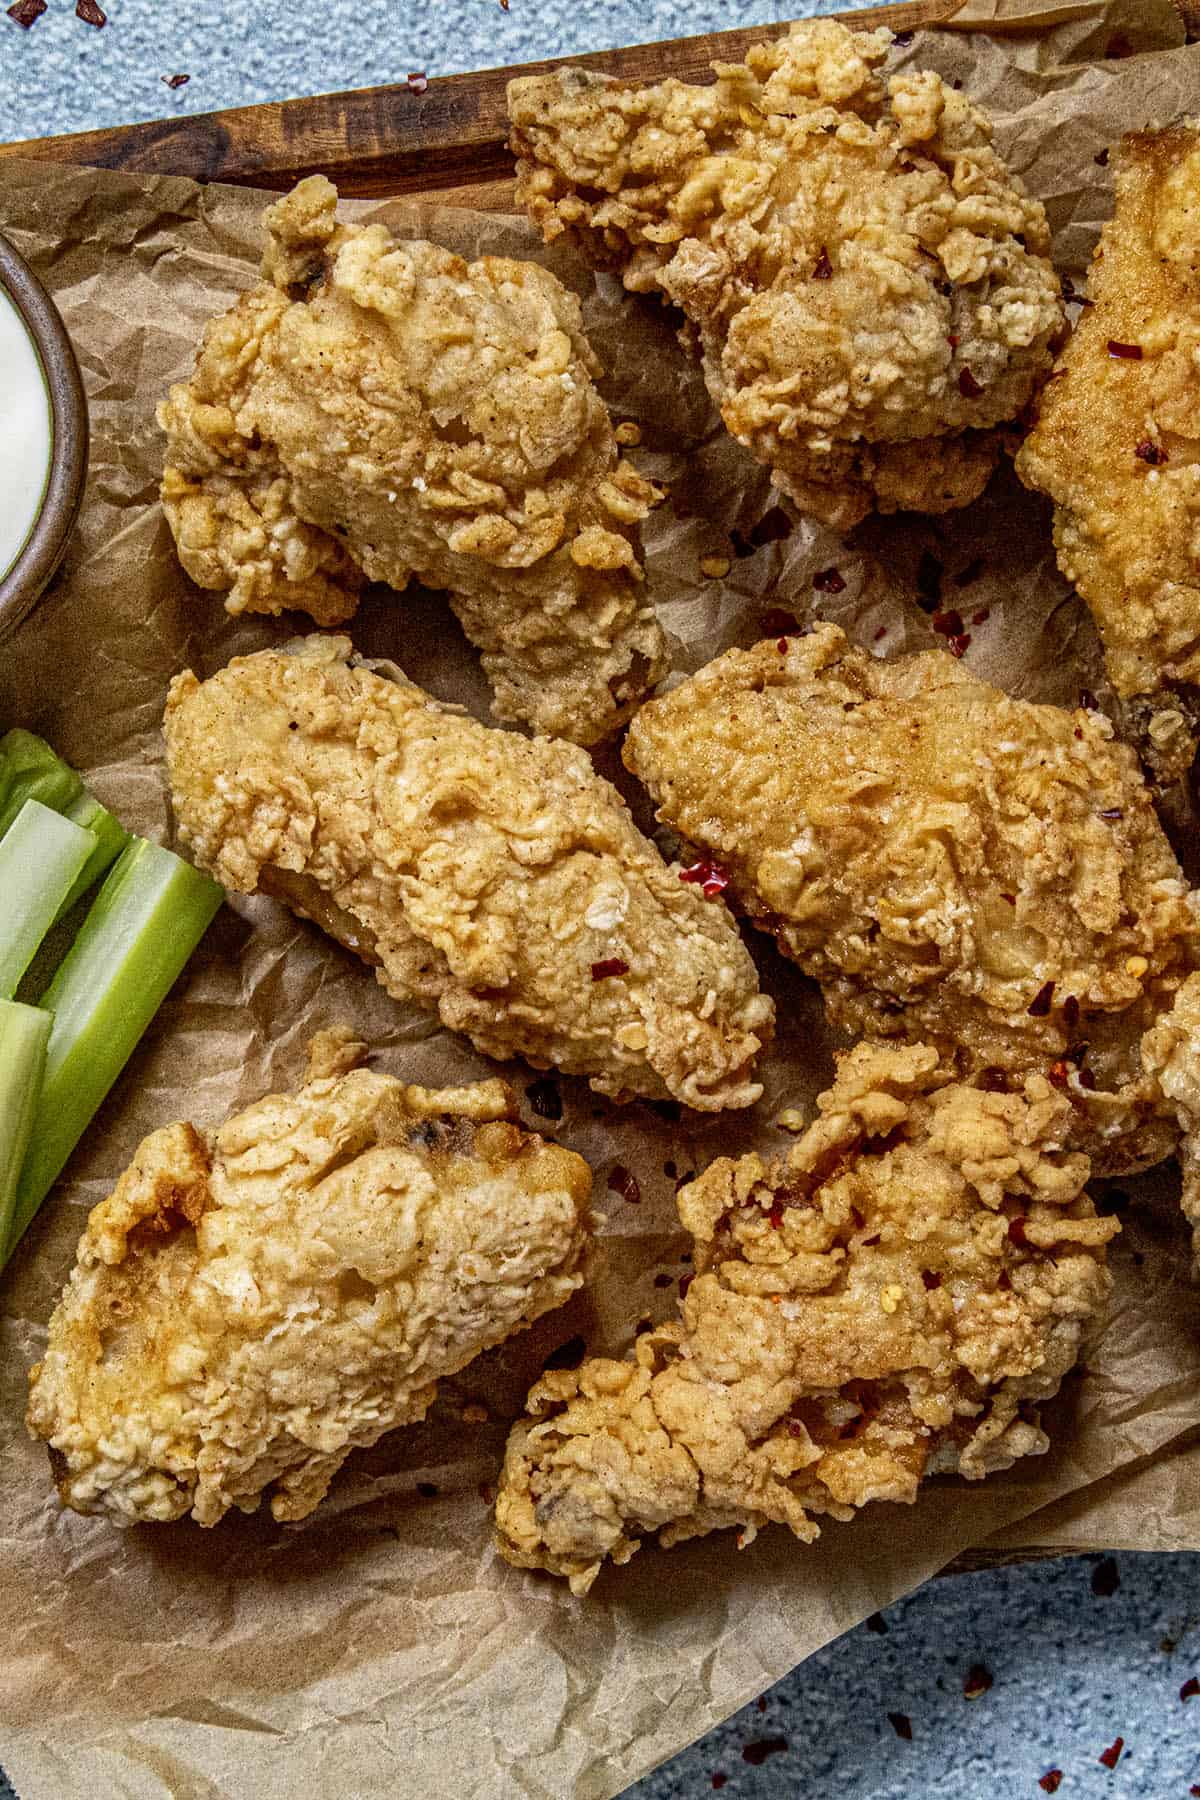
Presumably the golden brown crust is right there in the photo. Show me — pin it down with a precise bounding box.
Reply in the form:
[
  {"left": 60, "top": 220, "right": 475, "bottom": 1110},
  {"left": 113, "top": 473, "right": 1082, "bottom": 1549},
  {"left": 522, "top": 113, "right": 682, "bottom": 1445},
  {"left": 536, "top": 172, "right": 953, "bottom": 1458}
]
[
  {"left": 508, "top": 21, "right": 1063, "bottom": 529},
  {"left": 1017, "top": 127, "right": 1200, "bottom": 782},
  {"left": 158, "top": 176, "right": 667, "bottom": 745},
  {"left": 494, "top": 1041, "right": 1115, "bottom": 1592},
  {"left": 623, "top": 623, "right": 1198, "bottom": 1171},
  {"left": 163, "top": 636, "right": 773, "bottom": 1110},
  {"left": 27, "top": 1038, "right": 593, "bottom": 1528}
]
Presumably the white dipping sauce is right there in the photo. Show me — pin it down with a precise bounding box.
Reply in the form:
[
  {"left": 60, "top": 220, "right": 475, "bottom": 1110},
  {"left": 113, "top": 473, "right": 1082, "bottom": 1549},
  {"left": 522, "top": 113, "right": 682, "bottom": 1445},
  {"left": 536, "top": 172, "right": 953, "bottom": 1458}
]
[{"left": 0, "top": 283, "right": 53, "bottom": 581}]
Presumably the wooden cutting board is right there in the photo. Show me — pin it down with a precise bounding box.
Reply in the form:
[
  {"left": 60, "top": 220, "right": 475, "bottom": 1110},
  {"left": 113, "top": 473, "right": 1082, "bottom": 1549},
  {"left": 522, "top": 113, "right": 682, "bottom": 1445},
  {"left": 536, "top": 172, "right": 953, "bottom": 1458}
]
[
  {"left": 0, "top": 1, "right": 984, "bottom": 205},
  {"left": 1, "top": 0, "right": 1192, "bottom": 1575}
]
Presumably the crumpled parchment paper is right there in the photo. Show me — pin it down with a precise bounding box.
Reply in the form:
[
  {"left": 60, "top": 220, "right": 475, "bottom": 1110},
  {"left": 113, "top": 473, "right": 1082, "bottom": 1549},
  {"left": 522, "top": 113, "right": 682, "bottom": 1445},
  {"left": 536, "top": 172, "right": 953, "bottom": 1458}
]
[{"left": 1, "top": 3, "right": 1199, "bottom": 1794}]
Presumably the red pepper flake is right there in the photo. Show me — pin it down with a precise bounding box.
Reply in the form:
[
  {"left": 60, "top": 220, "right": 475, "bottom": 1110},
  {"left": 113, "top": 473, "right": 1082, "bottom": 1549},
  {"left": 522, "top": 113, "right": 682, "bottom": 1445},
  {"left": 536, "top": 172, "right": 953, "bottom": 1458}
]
[
  {"left": 813, "top": 565, "right": 846, "bottom": 595},
  {"left": 980, "top": 1067, "right": 1010, "bottom": 1093},
  {"left": 1098, "top": 807, "right": 1123, "bottom": 822},
  {"left": 931, "top": 608, "right": 965, "bottom": 638},
  {"left": 1092, "top": 1556, "right": 1120, "bottom": 1596},
  {"left": 1028, "top": 981, "right": 1056, "bottom": 1017},
  {"left": 1108, "top": 339, "right": 1143, "bottom": 360},
  {"left": 679, "top": 1272, "right": 693, "bottom": 1299},
  {"left": 958, "top": 367, "right": 984, "bottom": 399},
  {"left": 1038, "top": 1774, "right": 1064, "bottom": 1795},
  {"left": 679, "top": 857, "right": 731, "bottom": 900},
  {"left": 947, "top": 334, "right": 960, "bottom": 349},
  {"left": 742, "top": 1737, "right": 787, "bottom": 1766},
  {"left": 591, "top": 957, "right": 629, "bottom": 981},
  {"left": 948, "top": 634, "right": 971, "bottom": 658},
  {"left": 407, "top": 70, "right": 429, "bottom": 94},
  {"left": 768, "top": 1200, "right": 785, "bottom": 1230},
  {"left": 162, "top": 72, "right": 191, "bottom": 88},
  {"left": 526, "top": 1077, "right": 562, "bottom": 1121},
  {"left": 5, "top": 0, "right": 45, "bottom": 23},
  {"left": 1190, "top": 1788, "right": 1200, "bottom": 1798},
  {"left": 874, "top": 625, "right": 887, "bottom": 642},
  {"left": 1048, "top": 1060, "right": 1071, "bottom": 1090},
  {"left": 711, "top": 1778, "right": 727, "bottom": 1792},
  {"left": 972, "top": 608, "right": 990, "bottom": 626},
  {"left": 776, "top": 638, "right": 789, "bottom": 654},
  {"left": 76, "top": 0, "right": 106, "bottom": 21},
  {"left": 1001, "top": 893, "right": 1015, "bottom": 905},
  {"left": 1008, "top": 1215, "right": 1030, "bottom": 1248},
  {"left": 607, "top": 1166, "right": 641, "bottom": 1205},
  {"left": 921, "top": 1269, "right": 943, "bottom": 1290},
  {"left": 1063, "top": 994, "right": 1080, "bottom": 1031},
  {"left": 1180, "top": 1676, "right": 1200, "bottom": 1702},
  {"left": 887, "top": 1712, "right": 913, "bottom": 1741},
  {"left": 963, "top": 1664, "right": 992, "bottom": 1700},
  {"left": 1106, "top": 31, "right": 1133, "bottom": 57},
  {"left": 499, "top": 0, "right": 509, "bottom": 9},
  {"left": 756, "top": 1697, "right": 767, "bottom": 1713},
  {"left": 813, "top": 247, "right": 833, "bottom": 280},
  {"left": 761, "top": 606, "right": 799, "bottom": 636},
  {"left": 1135, "top": 438, "right": 1168, "bottom": 465},
  {"left": 1098, "top": 1736, "right": 1124, "bottom": 1769}
]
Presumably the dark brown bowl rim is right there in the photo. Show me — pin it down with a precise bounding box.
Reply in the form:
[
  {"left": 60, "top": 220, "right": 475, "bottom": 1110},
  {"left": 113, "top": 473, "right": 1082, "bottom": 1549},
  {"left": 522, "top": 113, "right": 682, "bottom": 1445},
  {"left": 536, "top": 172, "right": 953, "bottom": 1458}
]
[{"left": 0, "top": 232, "right": 88, "bottom": 646}]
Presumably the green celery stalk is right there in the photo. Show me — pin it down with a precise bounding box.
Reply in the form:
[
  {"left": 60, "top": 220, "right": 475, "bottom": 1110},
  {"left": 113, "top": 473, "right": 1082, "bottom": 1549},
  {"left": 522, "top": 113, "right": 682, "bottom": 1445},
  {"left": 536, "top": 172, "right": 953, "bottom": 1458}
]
[
  {"left": 0, "top": 1001, "right": 51, "bottom": 1261},
  {"left": 0, "top": 800, "right": 96, "bottom": 1000},
  {"left": 0, "top": 729, "right": 84, "bottom": 840},
  {"left": 3, "top": 839, "right": 223, "bottom": 1268},
  {"left": 58, "top": 789, "right": 130, "bottom": 918}
]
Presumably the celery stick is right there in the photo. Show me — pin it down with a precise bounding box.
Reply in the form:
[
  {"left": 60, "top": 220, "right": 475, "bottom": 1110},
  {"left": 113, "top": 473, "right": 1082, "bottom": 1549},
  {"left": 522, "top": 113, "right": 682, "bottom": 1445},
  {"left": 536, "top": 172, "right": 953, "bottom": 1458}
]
[
  {"left": 0, "top": 1001, "right": 51, "bottom": 1263},
  {"left": 0, "top": 729, "right": 83, "bottom": 840},
  {"left": 3, "top": 839, "right": 223, "bottom": 1266},
  {"left": 0, "top": 800, "right": 96, "bottom": 1000},
  {"left": 58, "top": 789, "right": 129, "bottom": 918}
]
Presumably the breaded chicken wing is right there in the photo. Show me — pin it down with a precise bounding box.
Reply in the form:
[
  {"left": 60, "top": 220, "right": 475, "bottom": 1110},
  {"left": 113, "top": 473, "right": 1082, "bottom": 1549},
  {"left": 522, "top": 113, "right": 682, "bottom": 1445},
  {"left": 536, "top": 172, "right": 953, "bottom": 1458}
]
[
  {"left": 508, "top": 20, "right": 1063, "bottom": 531},
  {"left": 1017, "top": 129, "right": 1200, "bottom": 783},
  {"left": 164, "top": 636, "right": 772, "bottom": 1110},
  {"left": 624, "top": 625, "right": 1198, "bottom": 1171},
  {"left": 494, "top": 1040, "right": 1115, "bottom": 1592},
  {"left": 159, "top": 175, "right": 667, "bottom": 745},
  {"left": 26, "top": 1029, "right": 593, "bottom": 1528}
]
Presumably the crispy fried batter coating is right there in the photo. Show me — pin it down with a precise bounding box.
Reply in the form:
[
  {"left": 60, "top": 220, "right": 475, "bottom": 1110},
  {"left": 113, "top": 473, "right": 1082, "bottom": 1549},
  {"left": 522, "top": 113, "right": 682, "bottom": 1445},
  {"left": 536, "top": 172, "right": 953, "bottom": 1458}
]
[
  {"left": 494, "top": 1041, "right": 1115, "bottom": 1592},
  {"left": 1017, "top": 128, "right": 1200, "bottom": 783},
  {"left": 624, "top": 624, "right": 1198, "bottom": 1170},
  {"left": 26, "top": 1030, "right": 593, "bottom": 1528},
  {"left": 158, "top": 175, "right": 667, "bottom": 745},
  {"left": 508, "top": 21, "right": 1063, "bottom": 531},
  {"left": 164, "top": 636, "right": 772, "bottom": 1110}
]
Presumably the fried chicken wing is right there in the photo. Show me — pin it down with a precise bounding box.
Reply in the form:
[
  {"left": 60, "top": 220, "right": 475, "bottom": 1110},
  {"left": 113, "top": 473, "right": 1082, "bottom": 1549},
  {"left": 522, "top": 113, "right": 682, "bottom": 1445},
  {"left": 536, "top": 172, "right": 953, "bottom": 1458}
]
[
  {"left": 508, "top": 21, "right": 1063, "bottom": 531},
  {"left": 494, "top": 1040, "right": 1115, "bottom": 1592},
  {"left": 1017, "top": 129, "right": 1200, "bottom": 783},
  {"left": 26, "top": 1030, "right": 593, "bottom": 1528},
  {"left": 158, "top": 175, "right": 667, "bottom": 745},
  {"left": 164, "top": 636, "right": 772, "bottom": 1110},
  {"left": 623, "top": 624, "right": 1198, "bottom": 1170}
]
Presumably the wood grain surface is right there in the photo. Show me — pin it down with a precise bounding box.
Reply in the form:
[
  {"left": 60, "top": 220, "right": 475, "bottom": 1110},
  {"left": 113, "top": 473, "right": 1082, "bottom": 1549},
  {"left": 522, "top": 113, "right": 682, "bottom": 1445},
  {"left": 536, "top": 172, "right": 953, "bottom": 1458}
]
[{"left": 0, "top": 1, "right": 958, "bottom": 203}]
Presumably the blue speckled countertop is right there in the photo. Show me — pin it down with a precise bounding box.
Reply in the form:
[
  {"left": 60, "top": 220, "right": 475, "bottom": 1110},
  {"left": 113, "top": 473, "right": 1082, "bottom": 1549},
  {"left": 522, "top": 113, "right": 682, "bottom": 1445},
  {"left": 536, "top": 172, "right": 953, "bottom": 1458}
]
[{"left": 3, "top": 5, "right": 1199, "bottom": 1798}]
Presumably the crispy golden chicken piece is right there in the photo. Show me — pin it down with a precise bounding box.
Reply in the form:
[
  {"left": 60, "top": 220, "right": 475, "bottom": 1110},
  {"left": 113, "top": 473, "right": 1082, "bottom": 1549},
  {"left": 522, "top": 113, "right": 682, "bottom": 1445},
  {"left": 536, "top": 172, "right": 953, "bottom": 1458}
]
[
  {"left": 495, "top": 1040, "right": 1115, "bottom": 1592},
  {"left": 164, "top": 636, "right": 772, "bottom": 1110},
  {"left": 624, "top": 624, "right": 1199, "bottom": 1171},
  {"left": 508, "top": 20, "right": 1063, "bottom": 531},
  {"left": 158, "top": 175, "right": 667, "bottom": 745},
  {"left": 26, "top": 1029, "right": 593, "bottom": 1528},
  {"left": 1017, "top": 129, "right": 1200, "bottom": 783}
]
